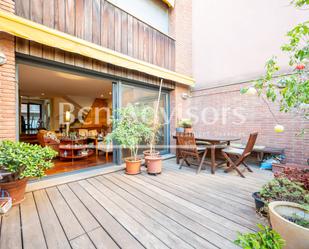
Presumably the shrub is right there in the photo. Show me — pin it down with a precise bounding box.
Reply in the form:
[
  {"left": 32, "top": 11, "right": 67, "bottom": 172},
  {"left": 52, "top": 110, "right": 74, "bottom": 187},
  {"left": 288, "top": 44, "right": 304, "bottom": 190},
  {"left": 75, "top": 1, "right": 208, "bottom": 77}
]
[
  {"left": 234, "top": 224, "right": 285, "bottom": 249},
  {"left": 0, "top": 141, "right": 57, "bottom": 182},
  {"left": 260, "top": 178, "right": 309, "bottom": 205},
  {"left": 106, "top": 105, "right": 153, "bottom": 161},
  {"left": 178, "top": 118, "right": 192, "bottom": 128},
  {"left": 275, "top": 167, "right": 309, "bottom": 191}
]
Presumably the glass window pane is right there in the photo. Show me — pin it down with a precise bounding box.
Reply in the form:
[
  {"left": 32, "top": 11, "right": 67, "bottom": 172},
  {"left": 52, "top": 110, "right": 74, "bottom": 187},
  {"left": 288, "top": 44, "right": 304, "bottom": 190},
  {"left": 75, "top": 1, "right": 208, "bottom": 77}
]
[{"left": 121, "top": 84, "right": 169, "bottom": 157}]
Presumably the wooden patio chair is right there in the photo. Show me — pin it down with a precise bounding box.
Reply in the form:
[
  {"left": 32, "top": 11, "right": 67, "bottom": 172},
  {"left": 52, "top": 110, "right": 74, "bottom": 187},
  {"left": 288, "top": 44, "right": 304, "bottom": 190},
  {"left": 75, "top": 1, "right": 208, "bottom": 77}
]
[
  {"left": 177, "top": 133, "right": 208, "bottom": 174},
  {"left": 221, "top": 132, "right": 258, "bottom": 178}
]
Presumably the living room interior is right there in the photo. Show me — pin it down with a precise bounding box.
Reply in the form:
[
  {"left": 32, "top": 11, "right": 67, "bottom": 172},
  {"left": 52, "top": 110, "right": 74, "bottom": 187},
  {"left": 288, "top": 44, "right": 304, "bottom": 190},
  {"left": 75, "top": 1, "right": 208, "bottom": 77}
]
[{"left": 18, "top": 63, "right": 114, "bottom": 176}]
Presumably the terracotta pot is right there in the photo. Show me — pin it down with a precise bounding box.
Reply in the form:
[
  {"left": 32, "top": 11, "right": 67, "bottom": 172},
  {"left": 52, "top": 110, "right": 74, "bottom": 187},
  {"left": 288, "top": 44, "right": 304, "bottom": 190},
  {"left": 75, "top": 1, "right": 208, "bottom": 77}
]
[
  {"left": 146, "top": 155, "right": 162, "bottom": 175},
  {"left": 125, "top": 158, "right": 142, "bottom": 175},
  {"left": 184, "top": 127, "right": 193, "bottom": 133},
  {"left": 269, "top": 201, "right": 309, "bottom": 249},
  {"left": 0, "top": 178, "right": 28, "bottom": 205},
  {"left": 143, "top": 150, "right": 160, "bottom": 167}
]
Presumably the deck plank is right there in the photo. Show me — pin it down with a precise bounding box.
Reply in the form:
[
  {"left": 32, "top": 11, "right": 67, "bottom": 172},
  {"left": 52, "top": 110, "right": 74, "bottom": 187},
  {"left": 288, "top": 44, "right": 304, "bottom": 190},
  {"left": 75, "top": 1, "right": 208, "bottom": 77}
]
[
  {"left": 124, "top": 174, "right": 241, "bottom": 240},
  {"left": 88, "top": 177, "right": 194, "bottom": 249},
  {"left": 0, "top": 206, "right": 22, "bottom": 249},
  {"left": 57, "top": 184, "right": 100, "bottom": 232},
  {"left": 20, "top": 192, "right": 47, "bottom": 249},
  {"left": 70, "top": 234, "right": 96, "bottom": 249},
  {"left": 33, "top": 189, "right": 71, "bottom": 249},
  {"left": 138, "top": 170, "right": 259, "bottom": 221},
  {"left": 98, "top": 175, "right": 217, "bottom": 249},
  {"left": 79, "top": 179, "right": 170, "bottom": 249},
  {"left": 45, "top": 186, "right": 85, "bottom": 240},
  {"left": 88, "top": 227, "right": 120, "bottom": 249},
  {"left": 135, "top": 173, "right": 258, "bottom": 230},
  {"left": 68, "top": 181, "right": 144, "bottom": 249},
  {"left": 110, "top": 174, "right": 238, "bottom": 249}
]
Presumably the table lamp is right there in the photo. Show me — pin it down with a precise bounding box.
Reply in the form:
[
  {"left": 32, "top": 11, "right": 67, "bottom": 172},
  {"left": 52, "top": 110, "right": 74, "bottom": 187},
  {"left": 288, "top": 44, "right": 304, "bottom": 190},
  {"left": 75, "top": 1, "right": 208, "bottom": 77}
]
[{"left": 65, "top": 111, "right": 71, "bottom": 136}]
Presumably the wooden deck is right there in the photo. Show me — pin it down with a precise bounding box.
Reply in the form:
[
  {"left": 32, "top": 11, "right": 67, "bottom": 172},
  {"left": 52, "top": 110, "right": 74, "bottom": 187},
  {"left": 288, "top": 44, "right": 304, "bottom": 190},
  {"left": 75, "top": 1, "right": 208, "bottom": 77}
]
[{"left": 0, "top": 159, "right": 273, "bottom": 249}]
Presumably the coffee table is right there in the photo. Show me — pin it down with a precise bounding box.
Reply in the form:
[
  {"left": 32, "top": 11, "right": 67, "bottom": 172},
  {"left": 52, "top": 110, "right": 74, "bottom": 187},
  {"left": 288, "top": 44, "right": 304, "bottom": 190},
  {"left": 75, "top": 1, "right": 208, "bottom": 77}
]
[{"left": 59, "top": 138, "right": 93, "bottom": 161}]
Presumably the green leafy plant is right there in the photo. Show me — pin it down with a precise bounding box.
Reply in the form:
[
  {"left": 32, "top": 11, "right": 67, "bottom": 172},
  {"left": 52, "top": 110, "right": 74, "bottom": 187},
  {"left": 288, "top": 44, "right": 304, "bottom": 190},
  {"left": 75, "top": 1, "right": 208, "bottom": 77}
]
[
  {"left": 234, "top": 224, "right": 285, "bottom": 249},
  {"left": 283, "top": 213, "right": 309, "bottom": 228},
  {"left": 0, "top": 140, "right": 57, "bottom": 182},
  {"left": 241, "top": 1, "right": 309, "bottom": 133},
  {"left": 106, "top": 105, "right": 153, "bottom": 161},
  {"left": 179, "top": 118, "right": 193, "bottom": 128},
  {"left": 143, "top": 109, "right": 162, "bottom": 154},
  {"left": 260, "top": 178, "right": 309, "bottom": 205}
]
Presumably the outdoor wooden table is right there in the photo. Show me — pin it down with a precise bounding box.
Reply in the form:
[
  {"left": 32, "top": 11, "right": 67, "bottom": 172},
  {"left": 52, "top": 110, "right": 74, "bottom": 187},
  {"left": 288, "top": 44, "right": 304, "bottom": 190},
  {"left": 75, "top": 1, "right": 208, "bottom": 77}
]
[{"left": 174, "top": 135, "right": 240, "bottom": 174}]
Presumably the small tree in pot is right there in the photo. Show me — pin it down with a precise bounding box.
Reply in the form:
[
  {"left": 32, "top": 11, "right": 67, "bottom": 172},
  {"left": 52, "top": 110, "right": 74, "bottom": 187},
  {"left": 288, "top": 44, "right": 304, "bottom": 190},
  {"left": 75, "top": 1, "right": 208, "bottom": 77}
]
[
  {"left": 106, "top": 105, "right": 152, "bottom": 175},
  {"left": 179, "top": 119, "right": 193, "bottom": 133},
  {"left": 144, "top": 79, "right": 165, "bottom": 175},
  {"left": 0, "top": 141, "right": 57, "bottom": 205}
]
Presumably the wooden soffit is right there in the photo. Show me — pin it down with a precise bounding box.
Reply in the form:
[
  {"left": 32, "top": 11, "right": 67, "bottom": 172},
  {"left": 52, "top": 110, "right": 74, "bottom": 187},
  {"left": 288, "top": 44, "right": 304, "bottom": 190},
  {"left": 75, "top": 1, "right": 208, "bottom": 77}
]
[{"left": 0, "top": 10, "right": 194, "bottom": 86}]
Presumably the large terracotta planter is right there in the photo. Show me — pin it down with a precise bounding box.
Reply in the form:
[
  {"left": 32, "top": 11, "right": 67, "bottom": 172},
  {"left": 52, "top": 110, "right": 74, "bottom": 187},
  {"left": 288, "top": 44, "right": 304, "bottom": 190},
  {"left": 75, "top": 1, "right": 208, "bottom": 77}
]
[
  {"left": 125, "top": 158, "right": 142, "bottom": 175},
  {"left": 143, "top": 150, "right": 160, "bottom": 167},
  {"left": 269, "top": 201, "right": 309, "bottom": 249},
  {"left": 0, "top": 178, "right": 28, "bottom": 205},
  {"left": 146, "top": 155, "right": 162, "bottom": 175}
]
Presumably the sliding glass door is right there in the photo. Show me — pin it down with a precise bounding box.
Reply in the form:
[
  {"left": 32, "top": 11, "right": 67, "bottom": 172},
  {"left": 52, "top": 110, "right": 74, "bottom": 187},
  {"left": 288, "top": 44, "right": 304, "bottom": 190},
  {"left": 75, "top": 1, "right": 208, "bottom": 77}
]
[{"left": 113, "top": 82, "right": 170, "bottom": 164}]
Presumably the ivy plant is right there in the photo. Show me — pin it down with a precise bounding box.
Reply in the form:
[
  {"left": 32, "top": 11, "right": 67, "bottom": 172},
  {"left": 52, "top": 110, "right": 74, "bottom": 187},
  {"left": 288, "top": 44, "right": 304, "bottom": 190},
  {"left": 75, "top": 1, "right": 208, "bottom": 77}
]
[
  {"left": 241, "top": 1, "right": 309, "bottom": 133},
  {"left": 106, "top": 105, "right": 153, "bottom": 161},
  {"left": 0, "top": 140, "right": 57, "bottom": 182},
  {"left": 234, "top": 224, "right": 285, "bottom": 249}
]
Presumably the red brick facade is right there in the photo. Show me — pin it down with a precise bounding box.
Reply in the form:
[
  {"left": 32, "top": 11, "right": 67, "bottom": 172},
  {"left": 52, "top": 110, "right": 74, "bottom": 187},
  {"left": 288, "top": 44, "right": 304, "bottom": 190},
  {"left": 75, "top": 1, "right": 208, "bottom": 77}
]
[
  {"left": 0, "top": 0, "right": 16, "bottom": 141},
  {"left": 169, "top": 0, "right": 193, "bottom": 151}
]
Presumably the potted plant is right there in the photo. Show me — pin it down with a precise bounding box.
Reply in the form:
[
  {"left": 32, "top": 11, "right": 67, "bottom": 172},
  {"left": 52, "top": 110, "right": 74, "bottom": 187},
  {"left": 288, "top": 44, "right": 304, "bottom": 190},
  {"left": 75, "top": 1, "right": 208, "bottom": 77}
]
[
  {"left": 0, "top": 141, "right": 57, "bottom": 205},
  {"left": 275, "top": 167, "right": 309, "bottom": 190},
  {"left": 179, "top": 118, "right": 193, "bottom": 133},
  {"left": 142, "top": 105, "right": 160, "bottom": 167},
  {"left": 106, "top": 105, "right": 152, "bottom": 175},
  {"left": 234, "top": 224, "right": 285, "bottom": 249},
  {"left": 269, "top": 201, "right": 309, "bottom": 249},
  {"left": 253, "top": 178, "right": 309, "bottom": 214},
  {"left": 144, "top": 79, "right": 164, "bottom": 175}
]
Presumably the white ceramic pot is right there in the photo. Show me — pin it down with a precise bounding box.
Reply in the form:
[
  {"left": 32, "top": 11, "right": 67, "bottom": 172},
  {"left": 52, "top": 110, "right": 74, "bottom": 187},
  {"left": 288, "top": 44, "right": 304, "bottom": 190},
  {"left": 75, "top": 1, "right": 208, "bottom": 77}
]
[{"left": 269, "top": 201, "right": 309, "bottom": 249}]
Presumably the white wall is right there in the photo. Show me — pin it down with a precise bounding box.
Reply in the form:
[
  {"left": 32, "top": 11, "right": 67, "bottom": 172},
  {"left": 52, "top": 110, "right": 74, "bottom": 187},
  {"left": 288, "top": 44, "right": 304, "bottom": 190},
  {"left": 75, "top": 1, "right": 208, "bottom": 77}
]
[
  {"left": 108, "top": 0, "right": 169, "bottom": 33},
  {"left": 192, "top": 0, "right": 308, "bottom": 89}
]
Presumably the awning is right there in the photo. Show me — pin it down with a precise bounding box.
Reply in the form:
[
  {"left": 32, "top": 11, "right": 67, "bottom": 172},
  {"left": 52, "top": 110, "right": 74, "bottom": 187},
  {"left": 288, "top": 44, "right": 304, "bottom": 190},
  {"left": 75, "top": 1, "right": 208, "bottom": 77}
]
[
  {"left": 0, "top": 10, "right": 194, "bottom": 86},
  {"left": 162, "top": 0, "right": 175, "bottom": 8}
]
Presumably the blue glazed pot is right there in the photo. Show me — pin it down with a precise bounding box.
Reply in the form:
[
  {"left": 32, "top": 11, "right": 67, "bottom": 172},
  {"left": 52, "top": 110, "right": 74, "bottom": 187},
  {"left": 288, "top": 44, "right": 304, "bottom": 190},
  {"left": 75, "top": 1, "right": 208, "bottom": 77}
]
[{"left": 176, "top": 127, "right": 185, "bottom": 133}]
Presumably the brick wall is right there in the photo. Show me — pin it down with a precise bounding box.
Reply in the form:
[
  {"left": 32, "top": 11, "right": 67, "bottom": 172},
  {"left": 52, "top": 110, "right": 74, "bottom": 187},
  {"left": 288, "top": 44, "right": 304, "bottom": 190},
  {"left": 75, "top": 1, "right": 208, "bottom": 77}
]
[
  {"left": 169, "top": 84, "right": 191, "bottom": 152},
  {"left": 169, "top": 0, "right": 192, "bottom": 76},
  {"left": 0, "top": 0, "right": 16, "bottom": 141},
  {"left": 187, "top": 82, "right": 309, "bottom": 165},
  {"left": 168, "top": 0, "right": 193, "bottom": 152}
]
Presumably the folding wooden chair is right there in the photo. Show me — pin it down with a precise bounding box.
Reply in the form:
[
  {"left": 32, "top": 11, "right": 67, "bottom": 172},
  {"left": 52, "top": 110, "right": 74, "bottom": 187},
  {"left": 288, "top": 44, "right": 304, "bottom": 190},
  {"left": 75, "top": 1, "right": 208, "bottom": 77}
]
[
  {"left": 221, "top": 132, "right": 258, "bottom": 177},
  {"left": 177, "top": 133, "right": 208, "bottom": 174}
]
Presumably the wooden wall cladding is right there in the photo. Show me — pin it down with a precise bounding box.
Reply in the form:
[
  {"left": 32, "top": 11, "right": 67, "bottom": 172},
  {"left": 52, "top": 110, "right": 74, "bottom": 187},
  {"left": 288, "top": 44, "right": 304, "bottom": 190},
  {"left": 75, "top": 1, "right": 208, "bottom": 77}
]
[
  {"left": 15, "top": 38, "right": 175, "bottom": 89},
  {"left": 14, "top": 0, "right": 175, "bottom": 71}
]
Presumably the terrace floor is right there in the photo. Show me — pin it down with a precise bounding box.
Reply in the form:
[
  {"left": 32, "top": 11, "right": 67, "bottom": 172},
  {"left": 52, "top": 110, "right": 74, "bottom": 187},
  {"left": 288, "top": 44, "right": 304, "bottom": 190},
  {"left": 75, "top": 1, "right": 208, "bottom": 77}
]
[{"left": 0, "top": 159, "right": 273, "bottom": 249}]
